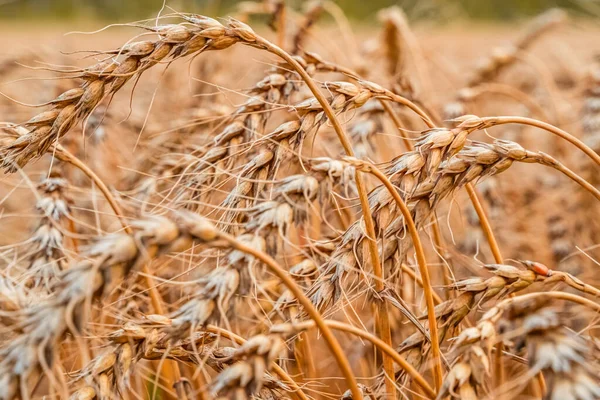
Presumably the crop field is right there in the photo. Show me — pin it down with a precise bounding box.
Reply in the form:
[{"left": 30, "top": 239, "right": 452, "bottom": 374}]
[{"left": 0, "top": 2, "right": 599, "bottom": 400}]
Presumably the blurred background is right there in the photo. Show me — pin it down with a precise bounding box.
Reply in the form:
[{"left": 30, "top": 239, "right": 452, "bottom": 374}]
[{"left": 1, "top": 0, "right": 598, "bottom": 22}]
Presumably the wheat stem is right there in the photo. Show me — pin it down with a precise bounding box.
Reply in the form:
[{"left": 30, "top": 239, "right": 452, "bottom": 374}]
[
  {"left": 54, "top": 145, "right": 186, "bottom": 394},
  {"left": 350, "top": 160, "right": 443, "bottom": 392},
  {"left": 273, "top": 319, "right": 436, "bottom": 399},
  {"left": 465, "top": 184, "right": 504, "bottom": 264},
  {"left": 497, "top": 291, "right": 600, "bottom": 313},
  {"left": 477, "top": 116, "right": 600, "bottom": 166},
  {"left": 254, "top": 35, "right": 394, "bottom": 400},
  {"left": 216, "top": 231, "right": 360, "bottom": 399}
]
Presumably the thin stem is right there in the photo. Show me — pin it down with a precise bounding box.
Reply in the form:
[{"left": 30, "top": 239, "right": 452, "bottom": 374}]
[
  {"left": 54, "top": 144, "right": 130, "bottom": 233},
  {"left": 216, "top": 231, "right": 361, "bottom": 399},
  {"left": 255, "top": 36, "right": 392, "bottom": 400},
  {"left": 67, "top": 218, "right": 79, "bottom": 252},
  {"left": 553, "top": 163, "right": 600, "bottom": 202},
  {"left": 383, "top": 92, "right": 435, "bottom": 128},
  {"left": 401, "top": 264, "right": 443, "bottom": 304},
  {"left": 496, "top": 291, "right": 600, "bottom": 313},
  {"left": 545, "top": 271, "right": 600, "bottom": 298},
  {"left": 465, "top": 184, "right": 504, "bottom": 264},
  {"left": 273, "top": 320, "right": 436, "bottom": 399},
  {"left": 537, "top": 373, "right": 547, "bottom": 397},
  {"left": 54, "top": 145, "right": 184, "bottom": 393},
  {"left": 430, "top": 220, "right": 452, "bottom": 299},
  {"left": 276, "top": 1, "right": 286, "bottom": 49},
  {"left": 351, "top": 160, "right": 443, "bottom": 391},
  {"left": 476, "top": 116, "right": 600, "bottom": 167}
]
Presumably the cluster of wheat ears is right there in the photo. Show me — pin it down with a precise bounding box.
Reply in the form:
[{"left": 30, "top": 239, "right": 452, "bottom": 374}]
[{"left": 0, "top": 2, "right": 599, "bottom": 400}]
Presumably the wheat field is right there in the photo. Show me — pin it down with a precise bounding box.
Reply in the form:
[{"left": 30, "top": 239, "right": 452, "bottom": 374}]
[{"left": 0, "top": 2, "right": 599, "bottom": 400}]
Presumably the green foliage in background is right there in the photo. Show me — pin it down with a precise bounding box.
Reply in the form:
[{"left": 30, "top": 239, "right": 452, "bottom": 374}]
[{"left": 0, "top": 0, "right": 592, "bottom": 21}]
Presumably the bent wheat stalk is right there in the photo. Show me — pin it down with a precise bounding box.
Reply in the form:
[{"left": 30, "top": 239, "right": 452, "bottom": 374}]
[
  {"left": 215, "top": 230, "right": 362, "bottom": 399},
  {"left": 272, "top": 319, "right": 437, "bottom": 399}
]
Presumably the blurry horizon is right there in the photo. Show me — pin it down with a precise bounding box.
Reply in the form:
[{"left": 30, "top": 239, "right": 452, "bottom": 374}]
[{"left": 0, "top": 0, "right": 596, "bottom": 22}]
